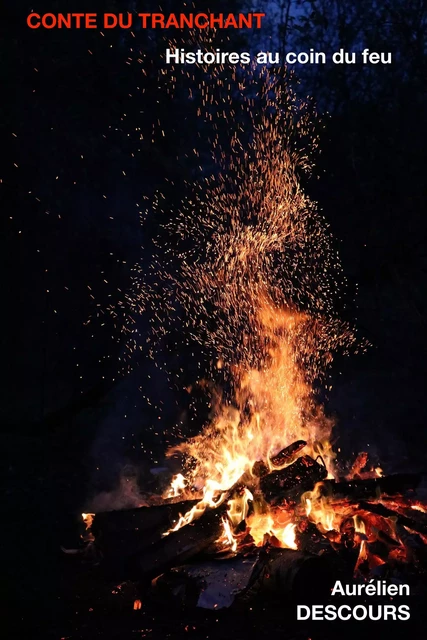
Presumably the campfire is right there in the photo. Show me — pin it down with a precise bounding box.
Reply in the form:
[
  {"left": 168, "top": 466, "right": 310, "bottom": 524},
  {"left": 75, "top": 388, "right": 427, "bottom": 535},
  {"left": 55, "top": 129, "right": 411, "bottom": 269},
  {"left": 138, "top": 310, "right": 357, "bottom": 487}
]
[
  {"left": 70, "top": 69, "right": 427, "bottom": 616},
  {"left": 77, "top": 317, "right": 427, "bottom": 611},
  {"left": 79, "top": 432, "right": 426, "bottom": 610}
]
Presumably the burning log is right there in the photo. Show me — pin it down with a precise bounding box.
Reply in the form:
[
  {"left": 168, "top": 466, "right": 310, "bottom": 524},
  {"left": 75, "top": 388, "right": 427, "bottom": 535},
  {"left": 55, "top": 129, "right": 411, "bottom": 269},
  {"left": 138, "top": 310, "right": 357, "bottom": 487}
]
[
  {"left": 329, "top": 473, "right": 421, "bottom": 500},
  {"left": 371, "top": 527, "right": 401, "bottom": 549},
  {"left": 260, "top": 455, "right": 328, "bottom": 504},
  {"left": 91, "top": 499, "right": 199, "bottom": 537},
  {"left": 252, "top": 440, "right": 307, "bottom": 477},
  {"left": 358, "top": 500, "right": 427, "bottom": 536},
  {"left": 89, "top": 500, "right": 200, "bottom": 570},
  {"left": 295, "top": 518, "right": 332, "bottom": 555},
  {"left": 346, "top": 452, "right": 369, "bottom": 479},
  {"left": 394, "top": 523, "right": 427, "bottom": 566},
  {"left": 394, "top": 503, "right": 427, "bottom": 528},
  {"left": 135, "top": 504, "right": 227, "bottom": 578},
  {"left": 270, "top": 440, "right": 307, "bottom": 467}
]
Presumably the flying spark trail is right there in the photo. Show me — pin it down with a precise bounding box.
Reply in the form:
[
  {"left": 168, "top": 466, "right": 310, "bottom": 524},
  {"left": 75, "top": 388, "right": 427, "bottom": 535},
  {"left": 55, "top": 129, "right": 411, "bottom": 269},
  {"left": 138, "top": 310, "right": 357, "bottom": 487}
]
[
  {"left": 106, "top": 42, "right": 366, "bottom": 505},
  {"left": 59, "top": 17, "right": 372, "bottom": 547}
]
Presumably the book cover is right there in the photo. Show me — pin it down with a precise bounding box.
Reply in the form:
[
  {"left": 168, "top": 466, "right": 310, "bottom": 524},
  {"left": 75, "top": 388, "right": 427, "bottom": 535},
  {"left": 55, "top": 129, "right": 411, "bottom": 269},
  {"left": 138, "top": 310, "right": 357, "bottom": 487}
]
[{"left": 4, "top": 2, "right": 427, "bottom": 638}]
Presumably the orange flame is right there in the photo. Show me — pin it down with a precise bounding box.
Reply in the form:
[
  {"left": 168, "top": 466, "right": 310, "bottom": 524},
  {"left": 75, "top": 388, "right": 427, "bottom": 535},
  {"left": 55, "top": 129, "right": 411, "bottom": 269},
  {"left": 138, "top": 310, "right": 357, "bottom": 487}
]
[
  {"left": 246, "top": 512, "right": 297, "bottom": 549},
  {"left": 411, "top": 504, "right": 427, "bottom": 513},
  {"left": 82, "top": 512, "right": 94, "bottom": 528},
  {"left": 163, "top": 303, "right": 337, "bottom": 540},
  {"left": 81, "top": 513, "right": 95, "bottom": 543},
  {"left": 217, "top": 516, "right": 238, "bottom": 553},
  {"left": 164, "top": 473, "right": 187, "bottom": 499},
  {"left": 301, "top": 484, "right": 337, "bottom": 532}
]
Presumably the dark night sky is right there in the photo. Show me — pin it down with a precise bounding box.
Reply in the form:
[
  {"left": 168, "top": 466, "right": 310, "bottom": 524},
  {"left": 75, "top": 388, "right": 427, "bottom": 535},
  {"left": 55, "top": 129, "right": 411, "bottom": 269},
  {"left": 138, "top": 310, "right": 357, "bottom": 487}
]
[{"left": 4, "top": 1, "right": 427, "bottom": 447}]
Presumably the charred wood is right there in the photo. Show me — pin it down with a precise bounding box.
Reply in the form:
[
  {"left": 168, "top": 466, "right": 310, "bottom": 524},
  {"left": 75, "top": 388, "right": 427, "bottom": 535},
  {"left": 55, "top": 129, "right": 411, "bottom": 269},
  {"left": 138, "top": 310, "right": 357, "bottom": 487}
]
[
  {"left": 346, "top": 452, "right": 368, "bottom": 480},
  {"left": 135, "top": 504, "right": 227, "bottom": 578},
  {"left": 92, "top": 499, "right": 199, "bottom": 537},
  {"left": 394, "top": 523, "right": 427, "bottom": 566},
  {"left": 329, "top": 473, "right": 421, "bottom": 500},
  {"left": 370, "top": 526, "right": 401, "bottom": 549},
  {"left": 358, "top": 500, "right": 427, "bottom": 535},
  {"left": 395, "top": 505, "right": 427, "bottom": 528},
  {"left": 260, "top": 455, "right": 328, "bottom": 504},
  {"left": 270, "top": 440, "right": 307, "bottom": 467},
  {"left": 252, "top": 440, "right": 307, "bottom": 477},
  {"left": 367, "top": 540, "right": 391, "bottom": 562},
  {"left": 90, "top": 500, "right": 200, "bottom": 571},
  {"left": 295, "top": 518, "right": 332, "bottom": 555}
]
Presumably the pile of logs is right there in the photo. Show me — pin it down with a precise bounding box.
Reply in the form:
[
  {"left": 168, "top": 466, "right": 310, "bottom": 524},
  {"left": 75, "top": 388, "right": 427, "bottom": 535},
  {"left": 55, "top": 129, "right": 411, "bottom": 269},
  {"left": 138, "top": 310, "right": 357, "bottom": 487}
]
[{"left": 80, "top": 442, "right": 427, "bottom": 608}]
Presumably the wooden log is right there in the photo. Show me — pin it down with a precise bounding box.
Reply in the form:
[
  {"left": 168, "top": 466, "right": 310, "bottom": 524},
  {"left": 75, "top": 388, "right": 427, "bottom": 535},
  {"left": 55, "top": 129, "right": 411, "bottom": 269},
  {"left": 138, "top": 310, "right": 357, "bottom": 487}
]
[
  {"left": 270, "top": 440, "right": 307, "bottom": 467},
  {"left": 371, "top": 527, "right": 401, "bottom": 548},
  {"left": 393, "top": 504, "right": 427, "bottom": 528},
  {"left": 91, "top": 499, "right": 199, "bottom": 537},
  {"left": 394, "top": 523, "right": 427, "bottom": 566},
  {"left": 90, "top": 499, "right": 201, "bottom": 570},
  {"left": 296, "top": 518, "right": 332, "bottom": 555},
  {"left": 135, "top": 504, "right": 227, "bottom": 577},
  {"left": 346, "top": 452, "right": 368, "bottom": 480},
  {"left": 329, "top": 473, "right": 421, "bottom": 500},
  {"left": 366, "top": 540, "right": 391, "bottom": 562},
  {"left": 91, "top": 528, "right": 167, "bottom": 563},
  {"left": 252, "top": 440, "right": 307, "bottom": 477},
  {"left": 358, "top": 500, "right": 427, "bottom": 535},
  {"left": 260, "top": 455, "right": 328, "bottom": 504}
]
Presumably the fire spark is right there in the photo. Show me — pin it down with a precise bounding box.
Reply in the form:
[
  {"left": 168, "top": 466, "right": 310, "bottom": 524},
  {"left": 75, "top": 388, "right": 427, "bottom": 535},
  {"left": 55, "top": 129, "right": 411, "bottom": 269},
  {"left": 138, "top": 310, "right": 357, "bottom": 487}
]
[{"left": 79, "top": 64, "right": 427, "bottom": 608}]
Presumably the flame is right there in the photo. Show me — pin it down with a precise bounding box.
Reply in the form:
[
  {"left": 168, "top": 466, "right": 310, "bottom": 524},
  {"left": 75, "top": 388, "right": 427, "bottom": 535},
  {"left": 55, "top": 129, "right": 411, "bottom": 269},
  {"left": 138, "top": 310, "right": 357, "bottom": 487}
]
[
  {"left": 130, "top": 67, "right": 367, "bottom": 553},
  {"left": 227, "top": 488, "right": 253, "bottom": 526},
  {"left": 81, "top": 513, "right": 95, "bottom": 543},
  {"left": 353, "top": 514, "right": 366, "bottom": 535},
  {"left": 280, "top": 523, "right": 298, "bottom": 549},
  {"left": 165, "top": 494, "right": 226, "bottom": 536},
  {"left": 246, "top": 512, "right": 297, "bottom": 549},
  {"left": 82, "top": 513, "right": 94, "bottom": 528},
  {"left": 164, "top": 303, "right": 338, "bottom": 539},
  {"left": 119, "top": 70, "right": 360, "bottom": 551},
  {"left": 411, "top": 504, "right": 426, "bottom": 513},
  {"left": 301, "top": 484, "right": 337, "bottom": 532},
  {"left": 217, "top": 489, "right": 254, "bottom": 553},
  {"left": 355, "top": 539, "right": 368, "bottom": 570},
  {"left": 217, "top": 516, "right": 238, "bottom": 553},
  {"left": 164, "top": 473, "right": 187, "bottom": 499}
]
